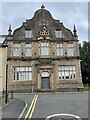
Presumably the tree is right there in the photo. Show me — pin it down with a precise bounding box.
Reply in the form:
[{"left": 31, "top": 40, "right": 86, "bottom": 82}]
[{"left": 79, "top": 41, "right": 90, "bottom": 85}]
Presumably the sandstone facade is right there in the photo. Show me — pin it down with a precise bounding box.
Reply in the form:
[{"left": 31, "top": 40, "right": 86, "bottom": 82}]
[{"left": 6, "top": 5, "right": 83, "bottom": 92}]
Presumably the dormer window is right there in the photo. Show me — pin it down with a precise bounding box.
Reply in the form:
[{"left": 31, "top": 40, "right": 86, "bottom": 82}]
[
  {"left": 25, "top": 30, "right": 32, "bottom": 38},
  {"left": 55, "top": 30, "right": 62, "bottom": 38}
]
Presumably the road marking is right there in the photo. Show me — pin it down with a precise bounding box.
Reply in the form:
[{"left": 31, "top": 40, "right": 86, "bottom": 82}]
[
  {"left": 28, "top": 95, "right": 38, "bottom": 119},
  {"left": 24, "top": 95, "right": 38, "bottom": 120},
  {"left": 18, "top": 100, "right": 27, "bottom": 120},
  {"left": 46, "top": 113, "right": 81, "bottom": 120}
]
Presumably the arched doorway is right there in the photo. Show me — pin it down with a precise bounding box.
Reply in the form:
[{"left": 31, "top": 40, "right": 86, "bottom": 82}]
[{"left": 41, "top": 72, "right": 50, "bottom": 90}]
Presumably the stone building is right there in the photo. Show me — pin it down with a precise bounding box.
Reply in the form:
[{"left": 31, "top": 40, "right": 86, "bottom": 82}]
[
  {"left": 6, "top": 5, "right": 83, "bottom": 92},
  {"left": 0, "top": 36, "right": 7, "bottom": 92}
]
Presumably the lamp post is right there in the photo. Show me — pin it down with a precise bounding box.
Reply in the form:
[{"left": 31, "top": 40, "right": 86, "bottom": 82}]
[{"left": 5, "top": 64, "right": 8, "bottom": 104}]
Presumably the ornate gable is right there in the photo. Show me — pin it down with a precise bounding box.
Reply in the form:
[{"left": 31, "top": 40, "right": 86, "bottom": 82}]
[{"left": 40, "top": 26, "right": 49, "bottom": 36}]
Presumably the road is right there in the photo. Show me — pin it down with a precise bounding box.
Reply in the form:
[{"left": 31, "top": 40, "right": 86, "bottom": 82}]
[{"left": 2, "top": 92, "right": 89, "bottom": 120}]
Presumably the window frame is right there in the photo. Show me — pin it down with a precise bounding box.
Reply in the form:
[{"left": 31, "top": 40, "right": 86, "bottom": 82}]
[
  {"left": 13, "top": 44, "right": 20, "bottom": 57},
  {"left": 40, "top": 42, "right": 49, "bottom": 56},
  {"left": 56, "top": 43, "right": 63, "bottom": 56},
  {"left": 25, "top": 44, "right": 32, "bottom": 57},
  {"left": 13, "top": 66, "right": 32, "bottom": 81},
  {"left": 55, "top": 30, "right": 62, "bottom": 38},
  {"left": 25, "top": 29, "right": 32, "bottom": 38},
  {"left": 58, "top": 65, "right": 76, "bottom": 80},
  {"left": 67, "top": 43, "right": 74, "bottom": 56}
]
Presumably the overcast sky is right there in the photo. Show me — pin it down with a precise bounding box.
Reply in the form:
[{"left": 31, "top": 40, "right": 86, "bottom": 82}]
[{"left": 0, "top": 1, "right": 89, "bottom": 43}]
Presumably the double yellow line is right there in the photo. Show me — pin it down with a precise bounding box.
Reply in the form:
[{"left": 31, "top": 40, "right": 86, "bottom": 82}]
[{"left": 24, "top": 95, "right": 38, "bottom": 120}]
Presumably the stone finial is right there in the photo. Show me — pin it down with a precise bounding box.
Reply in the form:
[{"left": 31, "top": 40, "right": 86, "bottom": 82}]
[
  {"left": 41, "top": 4, "right": 45, "bottom": 9},
  {"left": 8, "top": 24, "right": 12, "bottom": 35},
  {"left": 73, "top": 24, "right": 77, "bottom": 36}
]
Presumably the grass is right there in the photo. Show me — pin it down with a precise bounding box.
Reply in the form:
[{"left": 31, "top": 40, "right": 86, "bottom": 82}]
[{"left": 84, "top": 86, "right": 90, "bottom": 91}]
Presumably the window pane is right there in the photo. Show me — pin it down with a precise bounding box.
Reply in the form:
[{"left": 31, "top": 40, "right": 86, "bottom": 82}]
[
  {"left": 16, "top": 67, "right": 19, "bottom": 72},
  {"left": 26, "top": 72, "right": 29, "bottom": 80},
  {"left": 25, "top": 30, "right": 32, "bottom": 38},
  {"left": 58, "top": 65, "right": 76, "bottom": 80},
  {"left": 57, "top": 49, "right": 59, "bottom": 56},
  {"left": 62, "top": 71, "right": 64, "bottom": 79},
  {"left": 57, "top": 44, "right": 63, "bottom": 56},
  {"left": 20, "top": 72, "right": 25, "bottom": 80},
  {"left": 65, "top": 71, "right": 69, "bottom": 79},
  {"left": 70, "top": 71, "right": 73, "bottom": 79},
  {"left": 41, "top": 43, "right": 49, "bottom": 56},
  {"left": 55, "top": 30, "right": 62, "bottom": 38},
  {"left": 13, "top": 67, "right": 32, "bottom": 81},
  {"left": 65, "top": 66, "right": 68, "bottom": 70},
  {"left": 20, "top": 67, "right": 25, "bottom": 71},
  {"left": 13, "top": 44, "right": 20, "bottom": 47},
  {"left": 14, "top": 73, "right": 16, "bottom": 80},
  {"left": 26, "top": 67, "right": 28, "bottom": 71},
  {"left": 29, "top": 67, "right": 32, "bottom": 71},
  {"left": 25, "top": 44, "right": 32, "bottom": 56},
  {"left": 68, "top": 44, "right": 73, "bottom": 47},
  {"left": 67, "top": 43, "right": 74, "bottom": 56},
  {"left": 70, "top": 66, "right": 72, "bottom": 71},
  {"left": 73, "top": 66, "right": 76, "bottom": 70},
  {"left": 73, "top": 72, "right": 76, "bottom": 79},
  {"left": 60, "top": 48, "right": 63, "bottom": 56},
  {"left": 13, "top": 44, "right": 20, "bottom": 56},
  {"left": 58, "top": 66, "right": 61, "bottom": 71},
  {"left": 26, "top": 49, "right": 32, "bottom": 56},
  {"left": 58, "top": 72, "right": 61, "bottom": 79},
  {"left": 26, "top": 44, "right": 32, "bottom": 47},
  {"left": 29, "top": 72, "right": 32, "bottom": 80},
  {"left": 62, "top": 66, "right": 65, "bottom": 70}
]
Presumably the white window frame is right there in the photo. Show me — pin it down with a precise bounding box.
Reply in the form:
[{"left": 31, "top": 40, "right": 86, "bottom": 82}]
[
  {"left": 25, "top": 44, "right": 32, "bottom": 57},
  {"left": 56, "top": 43, "right": 63, "bottom": 56},
  {"left": 13, "top": 44, "right": 20, "bottom": 57},
  {"left": 25, "top": 30, "right": 32, "bottom": 38},
  {"left": 55, "top": 30, "right": 62, "bottom": 38},
  {"left": 67, "top": 43, "right": 74, "bottom": 56},
  {"left": 58, "top": 65, "right": 76, "bottom": 80},
  {"left": 41, "top": 42, "right": 49, "bottom": 56},
  {"left": 13, "top": 66, "right": 32, "bottom": 81}
]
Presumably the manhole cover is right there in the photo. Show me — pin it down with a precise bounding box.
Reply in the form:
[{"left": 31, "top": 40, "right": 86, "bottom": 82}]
[{"left": 45, "top": 114, "right": 82, "bottom": 120}]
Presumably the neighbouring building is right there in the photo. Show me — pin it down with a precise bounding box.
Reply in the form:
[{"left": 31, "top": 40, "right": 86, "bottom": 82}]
[
  {"left": 5, "top": 5, "right": 83, "bottom": 92},
  {"left": 0, "top": 36, "right": 7, "bottom": 92}
]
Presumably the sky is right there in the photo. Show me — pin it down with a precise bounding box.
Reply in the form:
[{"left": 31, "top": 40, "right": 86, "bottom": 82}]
[{"left": 0, "top": 1, "right": 89, "bottom": 44}]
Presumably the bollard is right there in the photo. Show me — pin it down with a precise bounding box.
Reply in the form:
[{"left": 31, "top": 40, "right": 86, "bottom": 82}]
[
  {"left": 11, "top": 91, "right": 14, "bottom": 99},
  {"left": 7, "top": 92, "right": 9, "bottom": 102},
  {"left": 2, "top": 89, "right": 5, "bottom": 98}
]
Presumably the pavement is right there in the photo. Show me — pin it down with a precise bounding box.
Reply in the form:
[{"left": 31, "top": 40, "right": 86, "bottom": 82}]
[
  {"left": 2, "top": 99, "right": 25, "bottom": 119},
  {"left": 0, "top": 96, "right": 15, "bottom": 109},
  {"left": 0, "top": 95, "right": 25, "bottom": 120}
]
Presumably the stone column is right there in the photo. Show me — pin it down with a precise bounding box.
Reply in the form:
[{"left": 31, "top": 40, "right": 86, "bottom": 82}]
[
  {"left": 51, "top": 72, "right": 54, "bottom": 91},
  {"left": 37, "top": 73, "right": 41, "bottom": 90}
]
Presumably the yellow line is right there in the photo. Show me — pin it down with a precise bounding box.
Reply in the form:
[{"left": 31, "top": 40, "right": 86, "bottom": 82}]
[
  {"left": 24, "top": 95, "right": 37, "bottom": 120},
  {"left": 29, "top": 95, "right": 38, "bottom": 119}
]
